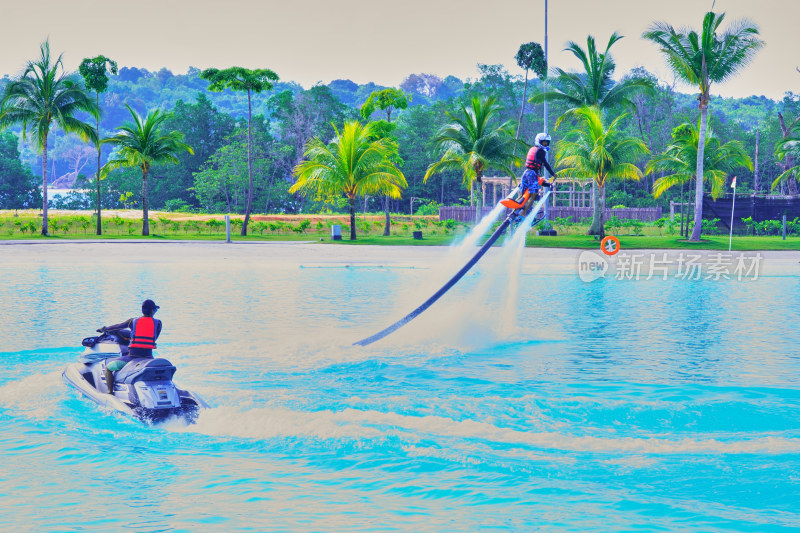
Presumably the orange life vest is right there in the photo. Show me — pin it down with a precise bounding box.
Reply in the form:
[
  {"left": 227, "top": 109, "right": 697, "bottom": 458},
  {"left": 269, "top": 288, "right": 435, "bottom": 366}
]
[
  {"left": 129, "top": 317, "right": 157, "bottom": 349},
  {"left": 525, "top": 146, "right": 543, "bottom": 171}
]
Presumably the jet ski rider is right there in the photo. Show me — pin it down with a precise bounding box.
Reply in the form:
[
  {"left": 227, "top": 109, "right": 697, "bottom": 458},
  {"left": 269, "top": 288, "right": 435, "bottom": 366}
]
[
  {"left": 517, "top": 132, "right": 557, "bottom": 219},
  {"left": 99, "top": 299, "right": 162, "bottom": 394}
]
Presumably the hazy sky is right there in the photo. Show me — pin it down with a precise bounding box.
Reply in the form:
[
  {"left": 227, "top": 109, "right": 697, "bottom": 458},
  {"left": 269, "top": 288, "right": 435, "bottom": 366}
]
[{"left": 1, "top": 0, "right": 797, "bottom": 100}]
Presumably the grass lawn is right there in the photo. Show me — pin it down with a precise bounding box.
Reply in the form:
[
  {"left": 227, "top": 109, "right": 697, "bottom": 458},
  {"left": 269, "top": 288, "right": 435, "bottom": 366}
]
[
  {"left": 1, "top": 210, "right": 797, "bottom": 250},
  {"left": 525, "top": 233, "right": 800, "bottom": 251}
]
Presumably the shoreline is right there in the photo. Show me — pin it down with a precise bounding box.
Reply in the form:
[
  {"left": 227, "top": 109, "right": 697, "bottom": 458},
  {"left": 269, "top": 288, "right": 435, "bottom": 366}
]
[{"left": 1, "top": 240, "right": 797, "bottom": 276}]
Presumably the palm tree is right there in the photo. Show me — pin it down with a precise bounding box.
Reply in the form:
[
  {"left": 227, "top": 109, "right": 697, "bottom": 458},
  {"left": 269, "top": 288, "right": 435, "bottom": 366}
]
[
  {"left": 555, "top": 106, "right": 649, "bottom": 236},
  {"left": 530, "top": 33, "right": 653, "bottom": 124},
  {"left": 290, "top": 121, "right": 407, "bottom": 240},
  {"left": 514, "top": 42, "right": 546, "bottom": 141},
  {"left": 102, "top": 105, "right": 193, "bottom": 236},
  {"left": 424, "top": 96, "right": 517, "bottom": 222},
  {"left": 360, "top": 88, "right": 409, "bottom": 236},
  {"left": 644, "top": 11, "right": 763, "bottom": 241},
  {"left": 201, "top": 67, "right": 279, "bottom": 236},
  {"left": 647, "top": 121, "right": 752, "bottom": 198},
  {"left": 529, "top": 34, "right": 652, "bottom": 228},
  {"left": 0, "top": 41, "right": 98, "bottom": 235},
  {"left": 79, "top": 55, "right": 117, "bottom": 235}
]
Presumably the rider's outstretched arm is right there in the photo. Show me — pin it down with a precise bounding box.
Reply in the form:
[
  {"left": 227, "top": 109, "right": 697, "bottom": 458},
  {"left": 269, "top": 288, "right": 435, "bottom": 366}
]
[{"left": 100, "top": 318, "right": 134, "bottom": 332}]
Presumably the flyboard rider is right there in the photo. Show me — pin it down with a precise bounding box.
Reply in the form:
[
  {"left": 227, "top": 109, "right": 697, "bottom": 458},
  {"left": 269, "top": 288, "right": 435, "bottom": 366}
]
[{"left": 509, "top": 132, "right": 557, "bottom": 223}]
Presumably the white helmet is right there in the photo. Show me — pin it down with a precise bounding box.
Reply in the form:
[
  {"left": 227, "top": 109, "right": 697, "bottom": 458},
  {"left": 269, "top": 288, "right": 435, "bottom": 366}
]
[{"left": 534, "top": 132, "right": 552, "bottom": 151}]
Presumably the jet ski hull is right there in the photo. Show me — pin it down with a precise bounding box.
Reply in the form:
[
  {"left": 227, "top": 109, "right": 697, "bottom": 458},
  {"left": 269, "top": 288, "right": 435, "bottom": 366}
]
[{"left": 63, "top": 331, "right": 209, "bottom": 424}]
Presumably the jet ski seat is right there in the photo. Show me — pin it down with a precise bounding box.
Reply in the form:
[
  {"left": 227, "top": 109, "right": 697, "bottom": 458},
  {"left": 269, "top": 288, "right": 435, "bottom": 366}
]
[{"left": 114, "top": 358, "right": 177, "bottom": 384}]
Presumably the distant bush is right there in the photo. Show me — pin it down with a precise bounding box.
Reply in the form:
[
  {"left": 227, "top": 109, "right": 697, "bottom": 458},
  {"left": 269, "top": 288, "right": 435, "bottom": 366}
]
[
  {"left": 293, "top": 219, "right": 311, "bottom": 233},
  {"left": 205, "top": 219, "right": 224, "bottom": 233},
  {"left": 741, "top": 217, "right": 788, "bottom": 236},
  {"left": 627, "top": 219, "right": 644, "bottom": 235},
  {"left": 415, "top": 201, "right": 441, "bottom": 216},
  {"left": 701, "top": 218, "right": 722, "bottom": 235},
  {"left": 605, "top": 215, "right": 622, "bottom": 233},
  {"left": 164, "top": 199, "right": 192, "bottom": 212}
]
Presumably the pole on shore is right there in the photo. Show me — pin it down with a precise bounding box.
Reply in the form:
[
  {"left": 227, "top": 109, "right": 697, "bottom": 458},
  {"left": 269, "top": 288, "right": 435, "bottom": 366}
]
[
  {"left": 728, "top": 177, "right": 737, "bottom": 251},
  {"left": 543, "top": 0, "right": 548, "bottom": 134},
  {"left": 225, "top": 215, "right": 231, "bottom": 243}
]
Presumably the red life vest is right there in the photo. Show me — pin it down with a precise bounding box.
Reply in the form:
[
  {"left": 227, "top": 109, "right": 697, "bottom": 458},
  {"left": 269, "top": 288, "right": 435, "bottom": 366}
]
[
  {"left": 525, "top": 146, "right": 543, "bottom": 171},
  {"left": 129, "top": 317, "right": 157, "bottom": 349}
]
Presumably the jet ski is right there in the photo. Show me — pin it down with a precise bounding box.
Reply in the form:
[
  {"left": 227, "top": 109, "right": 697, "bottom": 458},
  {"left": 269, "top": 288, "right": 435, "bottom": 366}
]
[{"left": 62, "top": 328, "right": 209, "bottom": 424}]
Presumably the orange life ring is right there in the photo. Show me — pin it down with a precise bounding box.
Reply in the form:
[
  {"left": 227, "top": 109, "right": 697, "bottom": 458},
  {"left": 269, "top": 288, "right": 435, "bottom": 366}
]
[{"left": 600, "top": 235, "right": 621, "bottom": 256}]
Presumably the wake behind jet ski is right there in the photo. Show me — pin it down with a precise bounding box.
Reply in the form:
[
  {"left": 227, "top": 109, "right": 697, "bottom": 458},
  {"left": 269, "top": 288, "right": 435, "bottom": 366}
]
[{"left": 62, "top": 328, "right": 209, "bottom": 424}]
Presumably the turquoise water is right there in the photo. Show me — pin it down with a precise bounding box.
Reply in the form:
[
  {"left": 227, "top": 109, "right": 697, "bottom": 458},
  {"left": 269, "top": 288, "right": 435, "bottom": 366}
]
[{"left": 1, "top": 242, "right": 799, "bottom": 532}]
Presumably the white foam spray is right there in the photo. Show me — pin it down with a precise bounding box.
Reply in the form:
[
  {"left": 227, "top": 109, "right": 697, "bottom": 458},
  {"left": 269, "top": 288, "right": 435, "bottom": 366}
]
[
  {"left": 449, "top": 202, "right": 506, "bottom": 260},
  {"left": 358, "top": 194, "right": 555, "bottom": 350},
  {"left": 0, "top": 371, "right": 63, "bottom": 420},
  {"left": 415, "top": 194, "right": 553, "bottom": 345},
  {"left": 170, "top": 404, "right": 800, "bottom": 456}
]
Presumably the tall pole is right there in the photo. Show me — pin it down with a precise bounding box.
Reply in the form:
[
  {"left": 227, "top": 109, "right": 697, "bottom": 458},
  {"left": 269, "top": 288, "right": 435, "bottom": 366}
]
[
  {"left": 542, "top": 0, "right": 551, "bottom": 229},
  {"left": 728, "top": 176, "right": 737, "bottom": 251},
  {"left": 543, "top": 0, "right": 548, "bottom": 134}
]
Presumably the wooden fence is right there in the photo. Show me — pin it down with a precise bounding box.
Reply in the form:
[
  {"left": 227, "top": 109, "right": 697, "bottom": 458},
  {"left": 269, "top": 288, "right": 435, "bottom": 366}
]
[{"left": 439, "top": 205, "right": 662, "bottom": 223}]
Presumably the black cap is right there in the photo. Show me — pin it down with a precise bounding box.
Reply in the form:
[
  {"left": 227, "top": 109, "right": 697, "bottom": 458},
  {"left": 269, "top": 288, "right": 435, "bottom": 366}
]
[{"left": 142, "top": 299, "right": 160, "bottom": 313}]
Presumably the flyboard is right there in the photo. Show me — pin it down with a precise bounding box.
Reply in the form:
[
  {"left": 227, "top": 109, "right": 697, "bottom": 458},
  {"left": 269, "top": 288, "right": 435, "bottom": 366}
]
[{"left": 353, "top": 186, "right": 552, "bottom": 346}]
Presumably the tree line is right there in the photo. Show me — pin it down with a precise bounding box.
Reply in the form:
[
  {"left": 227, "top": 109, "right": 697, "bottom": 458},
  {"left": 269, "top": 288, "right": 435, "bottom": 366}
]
[{"left": 1, "top": 8, "right": 799, "bottom": 240}]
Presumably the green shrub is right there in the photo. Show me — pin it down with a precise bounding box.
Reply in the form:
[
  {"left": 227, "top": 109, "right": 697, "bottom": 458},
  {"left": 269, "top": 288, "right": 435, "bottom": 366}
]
[
  {"left": 654, "top": 217, "right": 667, "bottom": 235},
  {"left": 293, "top": 219, "right": 311, "bottom": 233},
  {"left": 701, "top": 218, "right": 722, "bottom": 235},
  {"left": 205, "top": 219, "right": 224, "bottom": 233},
  {"left": 788, "top": 217, "right": 800, "bottom": 235},
  {"left": 164, "top": 199, "right": 191, "bottom": 212},
  {"left": 119, "top": 191, "right": 134, "bottom": 209},
  {"left": 628, "top": 219, "right": 644, "bottom": 235},
  {"left": 606, "top": 215, "right": 622, "bottom": 234},
  {"left": 77, "top": 216, "right": 92, "bottom": 234},
  {"left": 759, "top": 219, "right": 782, "bottom": 236},
  {"left": 415, "top": 201, "right": 441, "bottom": 216},
  {"left": 741, "top": 216, "right": 756, "bottom": 235}
]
